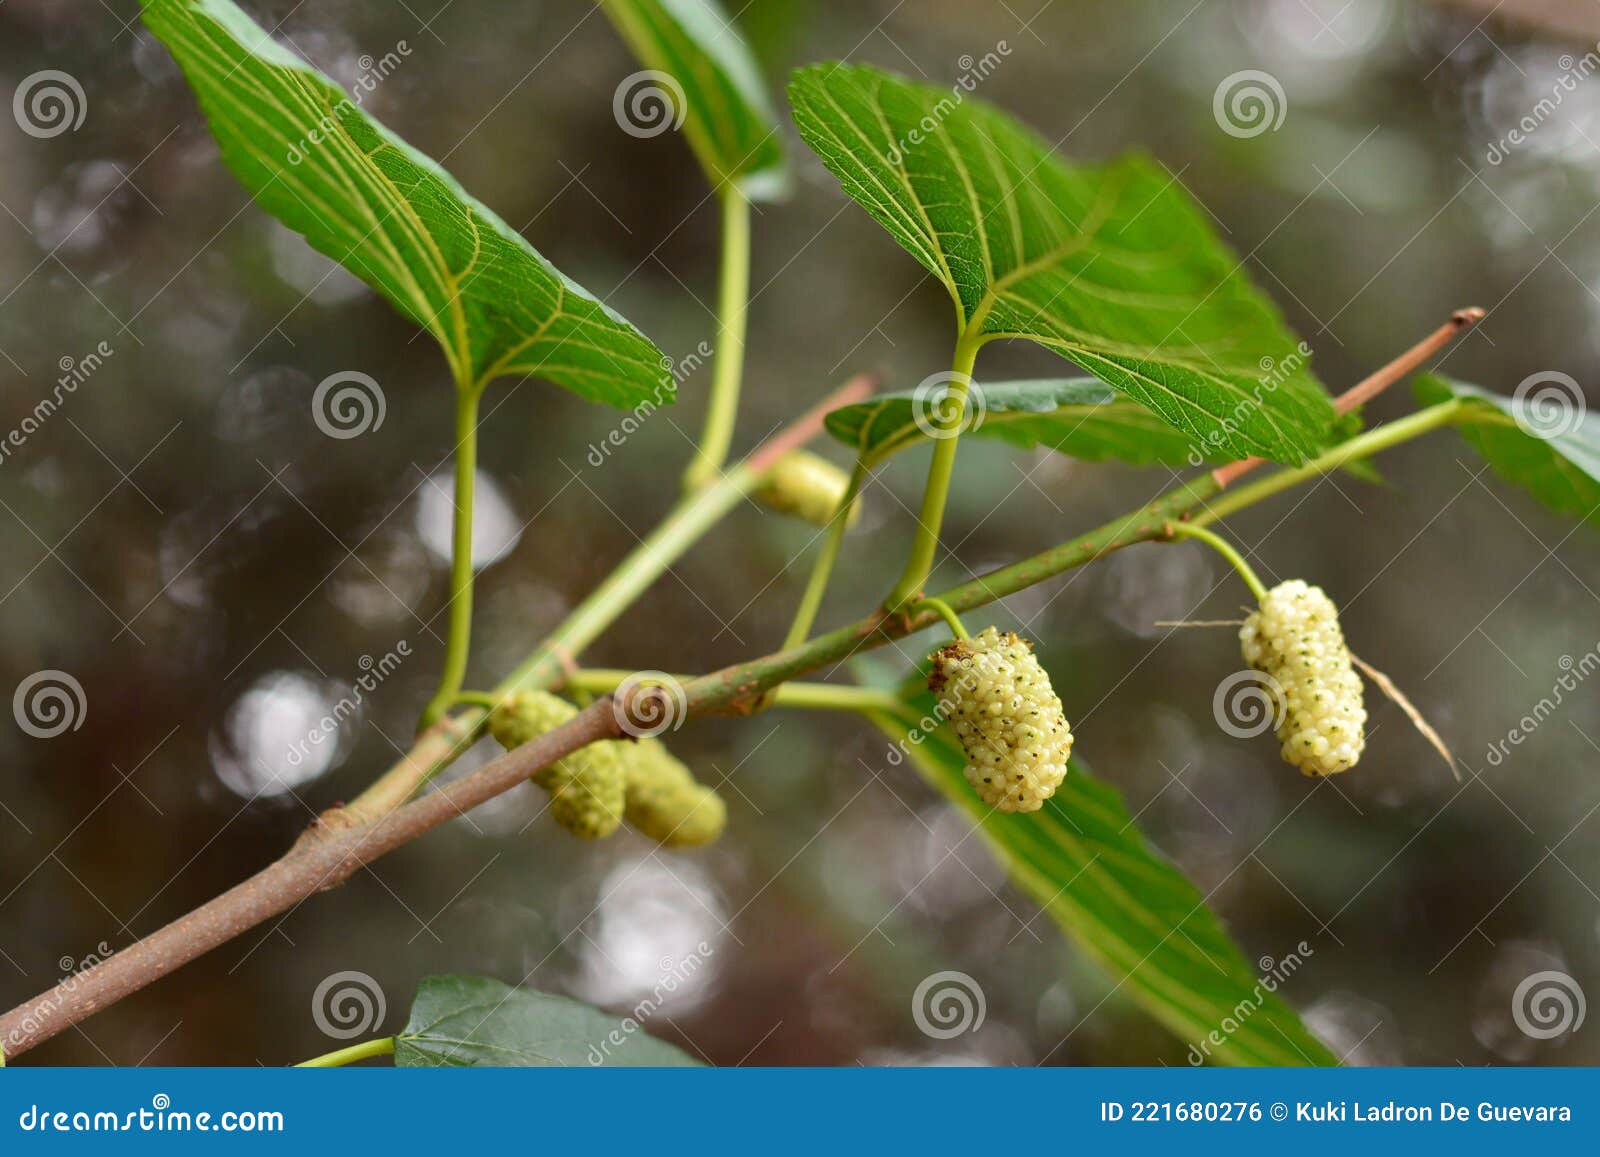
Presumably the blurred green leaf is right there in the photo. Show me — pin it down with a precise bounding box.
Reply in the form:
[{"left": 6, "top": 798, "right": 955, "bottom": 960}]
[
  {"left": 1337, "top": 455, "right": 1385, "bottom": 486},
  {"left": 826, "top": 378, "right": 1212, "bottom": 467},
  {"left": 788, "top": 62, "right": 1334, "bottom": 464},
  {"left": 874, "top": 710, "right": 1337, "bottom": 1067},
  {"left": 142, "top": 0, "right": 671, "bottom": 405},
  {"left": 600, "top": 0, "right": 789, "bottom": 200},
  {"left": 395, "top": 975, "right": 703, "bottom": 1067},
  {"left": 1326, "top": 407, "right": 1384, "bottom": 485},
  {"left": 1416, "top": 374, "right": 1600, "bottom": 526}
]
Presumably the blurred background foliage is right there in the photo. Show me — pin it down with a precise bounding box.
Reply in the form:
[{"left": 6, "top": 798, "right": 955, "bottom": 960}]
[{"left": 2, "top": 0, "right": 1598, "bottom": 1065}]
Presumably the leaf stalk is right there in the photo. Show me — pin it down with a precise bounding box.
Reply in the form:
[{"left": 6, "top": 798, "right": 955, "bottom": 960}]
[
  {"left": 419, "top": 386, "right": 485, "bottom": 728},
  {"left": 884, "top": 334, "right": 983, "bottom": 610},
  {"left": 780, "top": 456, "right": 869, "bottom": 650},
  {"left": 294, "top": 1037, "right": 396, "bottom": 1068},
  {"left": 684, "top": 186, "right": 753, "bottom": 491}
]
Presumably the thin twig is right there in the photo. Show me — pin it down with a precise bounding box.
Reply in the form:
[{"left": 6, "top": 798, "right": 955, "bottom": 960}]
[{"left": 1211, "top": 307, "right": 1483, "bottom": 489}]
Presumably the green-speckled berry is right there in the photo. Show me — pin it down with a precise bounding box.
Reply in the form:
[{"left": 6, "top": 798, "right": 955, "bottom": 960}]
[
  {"left": 488, "top": 691, "right": 625, "bottom": 838},
  {"left": 623, "top": 737, "right": 727, "bottom": 848}
]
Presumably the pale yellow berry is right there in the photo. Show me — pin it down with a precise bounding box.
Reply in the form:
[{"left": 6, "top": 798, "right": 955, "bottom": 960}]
[
  {"left": 623, "top": 737, "right": 727, "bottom": 848},
  {"left": 756, "top": 450, "right": 859, "bottom": 528},
  {"left": 487, "top": 690, "right": 572, "bottom": 753},
  {"left": 488, "top": 691, "right": 625, "bottom": 838},
  {"left": 1240, "top": 580, "right": 1367, "bottom": 776},
  {"left": 928, "top": 627, "right": 1073, "bottom": 813}
]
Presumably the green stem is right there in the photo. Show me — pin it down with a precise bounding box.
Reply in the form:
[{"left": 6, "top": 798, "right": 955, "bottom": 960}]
[
  {"left": 680, "top": 401, "right": 1470, "bottom": 711},
  {"left": 346, "top": 465, "right": 764, "bottom": 820},
  {"left": 341, "top": 376, "right": 873, "bottom": 823},
  {"left": 420, "top": 388, "right": 484, "bottom": 728},
  {"left": 497, "top": 460, "right": 761, "bottom": 696},
  {"left": 355, "top": 398, "right": 1459, "bottom": 819},
  {"left": 683, "top": 186, "right": 752, "bottom": 492},
  {"left": 884, "top": 334, "right": 983, "bottom": 611},
  {"left": 564, "top": 668, "right": 904, "bottom": 715},
  {"left": 1167, "top": 522, "right": 1268, "bottom": 601},
  {"left": 914, "top": 596, "right": 969, "bottom": 639},
  {"left": 343, "top": 464, "right": 763, "bottom": 822},
  {"left": 1192, "top": 399, "right": 1466, "bottom": 527},
  {"left": 781, "top": 457, "right": 868, "bottom": 649},
  {"left": 294, "top": 1036, "right": 395, "bottom": 1068}
]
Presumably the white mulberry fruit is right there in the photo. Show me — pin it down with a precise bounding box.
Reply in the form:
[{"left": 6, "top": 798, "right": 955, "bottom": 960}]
[
  {"left": 928, "top": 626, "right": 1072, "bottom": 813},
  {"left": 622, "top": 738, "right": 727, "bottom": 848},
  {"left": 756, "top": 450, "right": 859, "bottom": 528},
  {"left": 488, "top": 691, "right": 625, "bottom": 839},
  {"left": 1240, "top": 579, "right": 1367, "bottom": 776}
]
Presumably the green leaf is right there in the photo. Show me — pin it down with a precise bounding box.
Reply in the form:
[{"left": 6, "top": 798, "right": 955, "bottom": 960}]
[
  {"left": 600, "top": 0, "right": 788, "bottom": 201},
  {"left": 1416, "top": 374, "right": 1600, "bottom": 526},
  {"left": 826, "top": 378, "right": 1213, "bottom": 468},
  {"left": 875, "top": 712, "right": 1337, "bottom": 1067},
  {"left": 789, "top": 63, "right": 1334, "bottom": 464},
  {"left": 142, "top": 0, "right": 671, "bottom": 405},
  {"left": 394, "top": 975, "right": 703, "bottom": 1067}
]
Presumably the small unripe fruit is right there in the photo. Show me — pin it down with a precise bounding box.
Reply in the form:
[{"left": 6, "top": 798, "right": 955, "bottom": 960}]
[
  {"left": 487, "top": 690, "right": 572, "bottom": 753},
  {"left": 623, "top": 737, "right": 727, "bottom": 847},
  {"left": 928, "top": 626, "right": 1072, "bottom": 813},
  {"left": 756, "top": 450, "right": 859, "bottom": 528},
  {"left": 1240, "top": 580, "right": 1366, "bottom": 776},
  {"left": 488, "top": 691, "right": 625, "bottom": 839}
]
